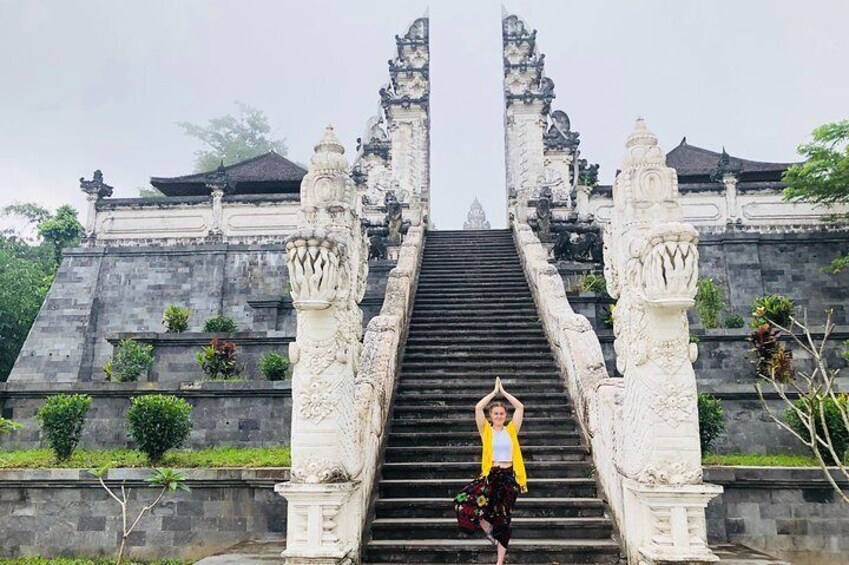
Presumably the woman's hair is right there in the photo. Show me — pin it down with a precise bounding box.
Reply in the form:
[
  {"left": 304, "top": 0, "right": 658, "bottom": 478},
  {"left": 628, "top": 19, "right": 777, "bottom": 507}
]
[{"left": 486, "top": 401, "right": 509, "bottom": 421}]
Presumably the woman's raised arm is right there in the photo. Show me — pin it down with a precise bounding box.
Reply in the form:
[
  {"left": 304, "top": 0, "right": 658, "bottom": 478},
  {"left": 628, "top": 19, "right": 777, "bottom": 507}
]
[
  {"left": 475, "top": 378, "right": 500, "bottom": 435},
  {"left": 499, "top": 381, "right": 524, "bottom": 433}
]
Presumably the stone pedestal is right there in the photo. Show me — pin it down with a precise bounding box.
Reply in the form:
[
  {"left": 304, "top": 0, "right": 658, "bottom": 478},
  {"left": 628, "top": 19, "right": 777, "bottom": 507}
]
[
  {"left": 623, "top": 479, "right": 723, "bottom": 565},
  {"left": 274, "top": 482, "right": 359, "bottom": 564}
]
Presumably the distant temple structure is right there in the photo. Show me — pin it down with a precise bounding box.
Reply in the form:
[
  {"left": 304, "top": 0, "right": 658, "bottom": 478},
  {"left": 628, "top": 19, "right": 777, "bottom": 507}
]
[{"left": 463, "top": 197, "right": 490, "bottom": 230}]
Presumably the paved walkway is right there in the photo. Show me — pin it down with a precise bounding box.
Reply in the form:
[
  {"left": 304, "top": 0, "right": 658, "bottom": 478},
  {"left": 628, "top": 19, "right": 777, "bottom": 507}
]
[{"left": 194, "top": 540, "right": 788, "bottom": 564}]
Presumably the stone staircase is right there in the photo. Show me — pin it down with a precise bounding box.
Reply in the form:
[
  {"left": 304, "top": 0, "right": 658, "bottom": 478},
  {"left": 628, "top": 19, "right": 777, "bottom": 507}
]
[{"left": 363, "top": 229, "right": 621, "bottom": 564}]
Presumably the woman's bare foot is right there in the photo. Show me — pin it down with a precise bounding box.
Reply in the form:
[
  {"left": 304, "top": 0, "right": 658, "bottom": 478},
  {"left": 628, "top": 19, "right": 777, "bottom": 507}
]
[{"left": 495, "top": 540, "right": 507, "bottom": 565}]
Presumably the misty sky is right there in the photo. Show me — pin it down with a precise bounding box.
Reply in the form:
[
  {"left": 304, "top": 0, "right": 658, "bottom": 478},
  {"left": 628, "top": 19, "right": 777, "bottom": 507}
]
[{"left": 1, "top": 0, "right": 847, "bottom": 229}]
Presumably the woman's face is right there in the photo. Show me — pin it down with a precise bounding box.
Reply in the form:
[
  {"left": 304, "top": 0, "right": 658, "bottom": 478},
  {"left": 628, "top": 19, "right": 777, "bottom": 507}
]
[{"left": 490, "top": 406, "right": 507, "bottom": 426}]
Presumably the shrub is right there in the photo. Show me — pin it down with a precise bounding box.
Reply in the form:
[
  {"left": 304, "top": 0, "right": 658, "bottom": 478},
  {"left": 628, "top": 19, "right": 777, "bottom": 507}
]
[
  {"left": 602, "top": 304, "right": 615, "bottom": 329},
  {"left": 162, "top": 304, "right": 190, "bottom": 333},
  {"left": 104, "top": 339, "right": 154, "bottom": 382},
  {"left": 751, "top": 294, "right": 795, "bottom": 328},
  {"left": 0, "top": 417, "right": 22, "bottom": 435},
  {"left": 694, "top": 278, "right": 724, "bottom": 329},
  {"left": 36, "top": 394, "right": 92, "bottom": 461},
  {"left": 785, "top": 393, "right": 849, "bottom": 465},
  {"left": 196, "top": 338, "right": 241, "bottom": 380},
  {"left": 259, "top": 351, "right": 290, "bottom": 381},
  {"left": 722, "top": 313, "right": 746, "bottom": 329},
  {"left": 579, "top": 272, "right": 607, "bottom": 295},
  {"left": 698, "top": 393, "right": 726, "bottom": 454},
  {"left": 127, "top": 395, "right": 193, "bottom": 463},
  {"left": 748, "top": 323, "right": 793, "bottom": 382},
  {"left": 202, "top": 315, "right": 238, "bottom": 333}
]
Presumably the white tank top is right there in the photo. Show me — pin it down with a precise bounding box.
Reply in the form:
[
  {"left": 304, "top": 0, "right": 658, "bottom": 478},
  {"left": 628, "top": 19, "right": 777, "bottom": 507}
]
[{"left": 492, "top": 428, "right": 513, "bottom": 462}]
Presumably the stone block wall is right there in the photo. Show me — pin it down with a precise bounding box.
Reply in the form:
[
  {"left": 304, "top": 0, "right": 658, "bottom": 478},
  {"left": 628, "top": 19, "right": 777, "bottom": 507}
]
[
  {"left": 8, "top": 245, "right": 394, "bottom": 384},
  {"left": 0, "top": 382, "right": 292, "bottom": 450},
  {"left": 0, "top": 468, "right": 288, "bottom": 561},
  {"left": 705, "top": 466, "right": 849, "bottom": 565}
]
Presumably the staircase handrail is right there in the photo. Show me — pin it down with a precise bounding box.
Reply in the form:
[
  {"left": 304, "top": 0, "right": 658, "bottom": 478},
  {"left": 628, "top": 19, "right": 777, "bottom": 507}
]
[
  {"left": 353, "top": 225, "right": 425, "bottom": 552},
  {"left": 510, "top": 219, "right": 627, "bottom": 538}
]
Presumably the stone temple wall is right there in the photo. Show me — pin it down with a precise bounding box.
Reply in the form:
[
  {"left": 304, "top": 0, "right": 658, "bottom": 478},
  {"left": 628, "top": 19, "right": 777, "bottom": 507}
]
[{"left": 559, "top": 229, "right": 849, "bottom": 455}]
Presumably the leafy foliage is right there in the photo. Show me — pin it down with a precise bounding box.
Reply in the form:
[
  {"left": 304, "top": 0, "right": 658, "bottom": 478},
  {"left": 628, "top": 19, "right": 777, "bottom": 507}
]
[
  {"left": 697, "top": 393, "right": 726, "bottom": 454},
  {"left": 0, "top": 417, "right": 22, "bottom": 435},
  {"left": 722, "top": 313, "right": 746, "bottom": 329},
  {"left": 578, "top": 272, "right": 607, "bottom": 294},
  {"left": 202, "top": 315, "right": 238, "bottom": 333},
  {"left": 196, "top": 338, "right": 241, "bottom": 380},
  {"left": 36, "top": 394, "right": 92, "bottom": 461},
  {"left": 751, "top": 294, "right": 795, "bottom": 328},
  {"left": 748, "top": 323, "right": 794, "bottom": 382},
  {"left": 177, "top": 102, "right": 287, "bottom": 172},
  {"left": 258, "top": 351, "right": 290, "bottom": 381},
  {"left": 783, "top": 120, "right": 849, "bottom": 273},
  {"left": 601, "top": 304, "right": 615, "bottom": 329},
  {"left": 162, "top": 305, "right": 190, "bottom": 333},
  {"left": 785, "top": 393, "right": 849, "bottom": 466},
  {"left": 37, "top": 205, "right": 83, "bottom": 264},
  {"left": 104, "top": 339, "right": 154, "bottom": 382},
  {"left": 694, "top": 278, "right": 724, "bottom": 329},
  {"left": 127, "top": 395, "right": 193, "bottom": 463}
]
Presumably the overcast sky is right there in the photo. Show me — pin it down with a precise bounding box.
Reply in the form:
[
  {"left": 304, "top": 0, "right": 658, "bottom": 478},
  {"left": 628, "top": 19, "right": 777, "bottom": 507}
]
[{"left": 1, "top": 0, "right": 847, "bottom": 229}]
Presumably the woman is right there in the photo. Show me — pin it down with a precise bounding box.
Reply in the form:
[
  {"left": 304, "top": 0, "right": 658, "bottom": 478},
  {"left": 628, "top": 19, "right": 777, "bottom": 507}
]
[{"left": 454, "top": 376, "right": 527, "bottom": 565}]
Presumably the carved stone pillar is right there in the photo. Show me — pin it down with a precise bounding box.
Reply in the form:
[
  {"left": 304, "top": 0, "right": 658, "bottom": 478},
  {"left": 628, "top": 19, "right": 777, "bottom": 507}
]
[
  {"left": 722, "top": 173, "right": 739, "bottom": 222},
  {"left": 206, "top": 164, "right": 232, "bottom": 237},
  {"left": 275, "top": 126, "right": 368, "bottom": 564},
  {"left": 575, "top": 184, "right": 592, "bottom": 220},
  {"left": 603, "top": 119, "right": 721, "bottom": 564},
  {"left": 79, "top": 170, "right": 113, "bottom": 240}
]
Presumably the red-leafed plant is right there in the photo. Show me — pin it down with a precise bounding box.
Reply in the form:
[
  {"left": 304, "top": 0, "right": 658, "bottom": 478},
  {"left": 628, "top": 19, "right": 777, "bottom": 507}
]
[{"left": 196, "top": 338, "right": 241, "bottom": 380}]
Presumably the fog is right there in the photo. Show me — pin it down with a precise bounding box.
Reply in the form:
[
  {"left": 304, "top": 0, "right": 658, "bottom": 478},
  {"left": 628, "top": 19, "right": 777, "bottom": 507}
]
[{"left": 1, "top": 0, "right": 847, "bottom": 228}]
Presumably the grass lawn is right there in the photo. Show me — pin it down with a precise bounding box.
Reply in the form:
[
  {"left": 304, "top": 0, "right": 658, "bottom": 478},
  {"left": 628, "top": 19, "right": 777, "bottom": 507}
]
[
  {"left": 0, "top": 559, "right": 188, "bottom": 565},
  {"left": 0, "top": 446, "right": 290, "bottom": 469},
  {"left": 703, "top": 453, "right": 825, "bottom": 467}
]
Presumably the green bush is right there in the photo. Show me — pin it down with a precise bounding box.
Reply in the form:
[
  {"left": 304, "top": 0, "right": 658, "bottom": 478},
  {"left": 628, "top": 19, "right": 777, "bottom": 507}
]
[
  {"left": 602, "top": 304, "right": 615, "bottom": 329},
  {"left": 196, "top": 338, "right": 241, "bottom": 380},
  {"left": 697, "top": 393, "right": 726, "bottom": 454},
  {"left": 748, "top": 323, "right": 794, "bottom": 382},
  {"left": 694, "top": 278, "right": 724, "bottom": 329},
  {"left": 579, "top": 272, "right": 607, "bottom": 295},
  {"left": 722, "top": 313, "right": 746, "bottom": 329},
  {"left": 751, "top": 294, "right": 795, "bottom": 328},
  {"left": 104, "top": 339, "right": 154, "bottom": 382},
  {"left": 202, "top": 315, "right": 238, "bottom": 333},
  {"left": 127, "top": 395, "right": 193, "bottom": 463},
  {"left": 259, "top": 352, "right": 290, "bottom": 381},
  {"left": 785, "top": 393, "right": 849, "bottom": 466},
  {"left": 162, "top": 305, "right": 190, "bottom": 333},
  {"left": 0, "top": 417, "right": 22, "bottom": 435},
  {"left": 36, "top": 394, "right": 92, "bottom": 461}
]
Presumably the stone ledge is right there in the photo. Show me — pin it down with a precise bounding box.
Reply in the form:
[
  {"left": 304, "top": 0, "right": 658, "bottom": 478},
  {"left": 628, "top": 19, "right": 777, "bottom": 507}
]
[
  {"left": 704, "top": 465, "right": 849, "bottom": 489},
  {"left": 0, "top": 381, "right": 291, "bottom": 398},
  {"left": 0, "top": 467, "right": 290, "bottom": 488},
  {"left": 108, "top": 331, "right": 294, "bottom": 347}
]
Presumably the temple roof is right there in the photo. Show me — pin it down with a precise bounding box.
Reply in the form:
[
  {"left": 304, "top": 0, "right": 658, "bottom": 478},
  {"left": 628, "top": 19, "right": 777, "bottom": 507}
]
[
  {"left": 667, "top": 139, "right": 792, "bottom": 182},
  {"left": 150, "top": 151, "right": 307, "bottom": 197}
]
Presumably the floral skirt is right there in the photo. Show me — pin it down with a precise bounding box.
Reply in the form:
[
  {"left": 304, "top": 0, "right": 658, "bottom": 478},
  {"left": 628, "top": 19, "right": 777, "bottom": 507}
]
[{"left": 454, "top": 466, "right": 521, "bottom": 547}]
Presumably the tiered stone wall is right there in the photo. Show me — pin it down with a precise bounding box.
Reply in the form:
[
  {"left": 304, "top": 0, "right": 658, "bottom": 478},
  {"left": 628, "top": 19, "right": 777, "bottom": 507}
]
[
  {"left": 705, "top": 467, "right": 849, "bottom": 565},
  {"left": 0, "top": 468, "right": 288, "bottom": 561}
]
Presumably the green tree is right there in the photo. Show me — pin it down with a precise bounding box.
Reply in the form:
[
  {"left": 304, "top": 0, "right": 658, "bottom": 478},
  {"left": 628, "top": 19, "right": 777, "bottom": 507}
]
[
  {"left": 783, "top": 119, "right": 849, "bottom": 273},
  {"left": 37, "top": 204, "right": 83, "bottom": 264},
  {"left": 178, "top": 101, "right": 287, "bottom": 172}
]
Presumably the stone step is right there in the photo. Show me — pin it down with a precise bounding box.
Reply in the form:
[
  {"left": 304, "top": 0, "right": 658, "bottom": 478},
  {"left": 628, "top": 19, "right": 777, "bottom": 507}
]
[
  {"left": 389, "top": 419, "right": 576, "bottom": 435},
  {"left": 378, "top": 476, "right": 597, "bottom": 496},
  {"left": 392, "top": 406, "right": 571, "bottom": 420},
  {"left": 374, "top": 497, "right": 606, "bottom": 519},
  {"left": 411, "top": 305, "right": 538, "bottom": 314},
  {"left": 416, "top": 280, "right": 528, "bottom": 288},
  {"left": 413, "top": 296, "right": 534, "bottom": 304},
  {"left": 391, "top": 391, "right": 568, "bottom": 403},
  {"left": 370, "top": 516, "right": 613, "bottom": 541},
  {"left": 397, "top": 382, "right": 564, "bottom": 394},
  {"left": 408, "top": 315, "right": 543, "bottom": 325},
  {"left": 404, "top": 336, "right": 550, "bottom": 346},
  {"left": 385, "top": 430, "right": 582, "bottom": 447},
  {"left": 400, "top": 362, "right": 558, "bottom": 373},
  {"left": 402, "top": 352, "right": 555, "bottom": 364},
  {"left": 363, "top": 538, "right": 621, "bottom": 564},
  {"left": 384, "top": 445, "right": 588, "bottom": 463}
]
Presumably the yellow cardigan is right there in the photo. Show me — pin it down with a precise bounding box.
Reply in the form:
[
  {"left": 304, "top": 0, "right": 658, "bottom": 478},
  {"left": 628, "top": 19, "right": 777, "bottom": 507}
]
[{"left": 480, "top": 421, "right": 528, "bottom": 493}]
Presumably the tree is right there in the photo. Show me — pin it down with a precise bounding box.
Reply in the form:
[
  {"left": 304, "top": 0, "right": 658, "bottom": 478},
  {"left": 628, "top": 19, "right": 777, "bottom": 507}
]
[
  {"left": 783, "top": 119, "right": 849, "bottom": 273},
  {"left": 37, "top": 204, "right": 83, "bottom": 264},
  {"left": 177, "top": 101, "right": 287, "bottom": 172}
]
